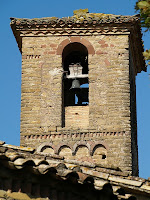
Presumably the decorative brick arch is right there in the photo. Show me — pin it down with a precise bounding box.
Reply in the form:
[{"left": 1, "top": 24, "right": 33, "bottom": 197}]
[
  {"left": 90, "top": 142, "right": 108, "bottom": 156},
  {"left": 72, "top": 141, "right": 91, "bottom": 155},
  {"left": 56, "top": 37, "right": 95, "bottom": 55},
  {"left": 55, "top": 142, "right": 73, "bottom": 155},
  {"left": 37, "top": 142, "right": 55, "bottom": 153}
]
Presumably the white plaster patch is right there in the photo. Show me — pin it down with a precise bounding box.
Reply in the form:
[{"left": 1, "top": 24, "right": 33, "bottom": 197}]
[{"left": 49, "top": 68, "right": 62, "bottom": 75}]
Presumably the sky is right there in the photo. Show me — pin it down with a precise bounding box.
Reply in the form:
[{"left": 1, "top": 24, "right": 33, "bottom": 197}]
[{"left": 0, "top": 0, "right": 149, "bottom": 179}]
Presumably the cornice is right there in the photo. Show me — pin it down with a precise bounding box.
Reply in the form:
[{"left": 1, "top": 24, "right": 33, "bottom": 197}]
[
  {"left": 10, "top": 13, "right": 140, "bottom": 28},
  {"left": 18, "top": 27, "right": 131, "bottom": 37}
]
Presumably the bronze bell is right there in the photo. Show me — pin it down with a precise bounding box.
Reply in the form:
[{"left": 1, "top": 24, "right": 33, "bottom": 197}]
[{"left": 70, "top": 79, "right": 80, "bottom": 90}]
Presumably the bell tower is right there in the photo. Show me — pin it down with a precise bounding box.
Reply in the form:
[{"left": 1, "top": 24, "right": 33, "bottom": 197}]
[{"left": 11, "top": 9, "right": 145, "bottom": 176}]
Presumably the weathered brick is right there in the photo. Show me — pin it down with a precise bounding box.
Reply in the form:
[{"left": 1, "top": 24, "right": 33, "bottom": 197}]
[
  {"left": 20, "top": 31, "right": 138, "bottom": 176},
  {"left": 70, "top": 36, "right": 81, "bottom": 43},
  {"left": 96, "top": 50, "right": 107, "bottom": 55},
  {"left": 50, "top": 43, "right": 57, "bottom": 48},
  {"left": 41, "top": 44, "right": 46, "bottom": 48}
]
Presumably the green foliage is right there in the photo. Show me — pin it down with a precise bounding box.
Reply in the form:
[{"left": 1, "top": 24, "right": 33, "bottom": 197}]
[
  {"left": 136, "top": 0, "right": 150, "bottom": 30},
  {"left": 136, "top": 0, "right": 150, "bottom": 64},
  {"left": 143, "top": 49, "right": 150, "bottom": 60}
]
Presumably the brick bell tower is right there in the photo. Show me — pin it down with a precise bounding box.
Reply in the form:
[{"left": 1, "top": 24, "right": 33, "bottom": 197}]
[{"left": 11, "top": 9, "right": 145, "bottom": 176}]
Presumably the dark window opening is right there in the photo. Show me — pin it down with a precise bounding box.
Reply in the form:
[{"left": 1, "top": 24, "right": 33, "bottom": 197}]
[
  {"left": 63, "top": 78, "right": 89, "bottom": 106},
  {"left": 63, "top": 51, "right": 88, "bottom": 75},
  {"left": 102, "top": 154, "right": 106, "bottom": 159},
  {"left": 62, "top": 42, "right": 89, "bottom": 107}
]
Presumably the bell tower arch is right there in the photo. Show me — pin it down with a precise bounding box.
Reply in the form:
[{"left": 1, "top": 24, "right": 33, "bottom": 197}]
[
  {"left": 56, "top": 37, "right": 95, "bottom": 55},
  {"left": 62, "top": 42, "right": 89, "bottom": 128}
]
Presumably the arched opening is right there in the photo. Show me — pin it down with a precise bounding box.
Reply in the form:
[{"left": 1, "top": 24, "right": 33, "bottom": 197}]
[
  {"left": 62, "top": 42, "right": 89, "bottom": 107},
  {"left": 62, "top": 42, "right": 89, "bottom": 128}
]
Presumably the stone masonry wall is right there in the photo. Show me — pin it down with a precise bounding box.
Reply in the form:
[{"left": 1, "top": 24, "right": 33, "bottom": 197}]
[
  {"left": 21, "top": 35, "right": 131, "bottom": 135},
  {"left": 65, "top": 106, "right": 89, "bottom": 128},
  {"left": 21, "top": 36, "right": 65, "bottom": 135},
  {"left": 20, "top": 33, "right": 136, "bottom": 175},
  {"left": 22, "top": 131, "right": 132, "bottom": 173},
  {"left": 89, "top": 35, "right": 130, "bottom": 132}
]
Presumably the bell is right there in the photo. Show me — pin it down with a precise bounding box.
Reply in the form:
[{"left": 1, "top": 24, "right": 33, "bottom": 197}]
[{"left": 70, "top": 79, "right": 80, "bottom": 90}]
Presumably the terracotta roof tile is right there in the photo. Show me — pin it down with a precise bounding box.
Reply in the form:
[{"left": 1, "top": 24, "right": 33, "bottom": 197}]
[{"left": 0, "top": 142, "right": 150, "bottom": 196}]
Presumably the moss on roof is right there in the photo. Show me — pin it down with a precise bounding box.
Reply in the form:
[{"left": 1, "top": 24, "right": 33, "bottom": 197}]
[{"left": 10, "top": 9, "right": 140, "bottom": 26}]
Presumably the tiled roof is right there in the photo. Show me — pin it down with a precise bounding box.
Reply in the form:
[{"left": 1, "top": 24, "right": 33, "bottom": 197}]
[
  {"left": 0, "top": 141, "right": 150, "bottom": 199},
  {"left": 10, "top": 9, "right": 140, "bottom": 27}
]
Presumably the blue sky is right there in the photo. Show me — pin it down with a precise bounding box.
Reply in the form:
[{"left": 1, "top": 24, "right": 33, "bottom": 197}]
[{"left": 0, "top": 0, "right": 149, "bottom": 178}]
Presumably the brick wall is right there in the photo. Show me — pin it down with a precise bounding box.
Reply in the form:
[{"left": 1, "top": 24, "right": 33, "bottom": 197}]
[
  {"left": 21, "top": 37, "right": 64, "bottom": 136},
  {"left": 21, "top": 131, "right": 132, "bottom": 173},
  {"left": 88, "top": 35, "right": 130, "bottom": 132},
  {"left": 65, "top": 106, "right": 89, "bottom": 128},
  {"left": 21, "top": 35, "right": 131, "bottom": 135},
  {"left": 20, "top": 34, "right": 137, "bottom": 175}
]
